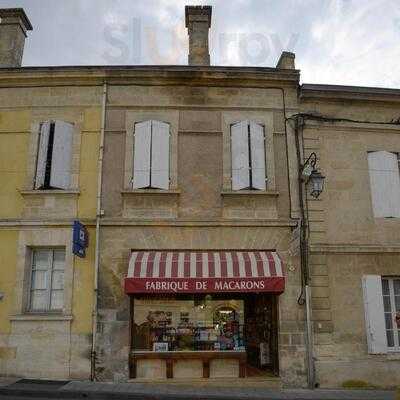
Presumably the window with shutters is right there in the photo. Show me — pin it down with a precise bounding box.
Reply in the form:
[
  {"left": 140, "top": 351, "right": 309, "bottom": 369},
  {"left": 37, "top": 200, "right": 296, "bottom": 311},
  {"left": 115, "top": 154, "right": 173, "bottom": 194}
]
[
  {"left": 28, "top": 248, "right": 65, "bottom": 313},
  {"left": 367, "top": 151, "right": 400, "bottom": 218},
  {"left": 132, "top": 120, "right": 170, "bottom": 190},
  {"left": 231, "top": 121, "right": 266, "bottom": 190},
  {"left": 362, "top": 275, "right": 400, "bottom": 354},
  {"left": 382, "top": 277, "right": 400, "bottom": 350},
  {"left": 34, "top": 121, "right": 74, "bottom": 190}
]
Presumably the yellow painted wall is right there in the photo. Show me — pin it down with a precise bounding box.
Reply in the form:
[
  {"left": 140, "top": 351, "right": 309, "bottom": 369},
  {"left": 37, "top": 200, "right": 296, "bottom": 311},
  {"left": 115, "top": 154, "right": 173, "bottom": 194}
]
[
  {"left": 72, "top": 227, "right": 95, "bottom": 334},
  {"left": 0, "top": 110, "right": 31, "bottom": 219},
  {"left": 0, "top": 230, "right": 18, "bottom": 334},
  {"left": 0, "top": 101, "right": 100, "bottom": 371},
  {"left": 78, "top": 108, "right": 101, "bottom": 219}
]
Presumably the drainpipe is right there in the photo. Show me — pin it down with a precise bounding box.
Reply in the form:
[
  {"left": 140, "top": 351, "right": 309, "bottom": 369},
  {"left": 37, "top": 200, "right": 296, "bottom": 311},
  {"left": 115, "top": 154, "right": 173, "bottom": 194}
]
[
  {"left": 91, "top": 82, "right": 107, "bottom": 381},
  {"left": 293, "top": 115, "right": 315, "bottom": 389}
]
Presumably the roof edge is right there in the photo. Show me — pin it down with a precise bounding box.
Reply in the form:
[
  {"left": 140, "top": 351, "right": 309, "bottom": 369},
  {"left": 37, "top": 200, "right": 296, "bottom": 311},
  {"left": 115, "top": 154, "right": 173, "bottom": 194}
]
[{"left": 301, "top": 83, "right": 400, "bottom": 101}]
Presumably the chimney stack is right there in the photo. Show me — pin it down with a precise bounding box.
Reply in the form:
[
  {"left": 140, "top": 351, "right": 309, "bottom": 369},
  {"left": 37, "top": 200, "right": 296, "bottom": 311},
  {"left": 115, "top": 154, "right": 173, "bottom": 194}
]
[
  {"left": 276, "top": 51, "right": 296, "bottom": 70},
  {"left": 185, "top": 6, "right": 212, "bottom": 66},
  {"left": 0, "top": 8, "right": 32, "bottom": 68}
]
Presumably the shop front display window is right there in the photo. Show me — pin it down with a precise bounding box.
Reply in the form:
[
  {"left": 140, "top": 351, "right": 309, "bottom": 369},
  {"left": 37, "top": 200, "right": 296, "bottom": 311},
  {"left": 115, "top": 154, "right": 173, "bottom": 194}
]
[{"left": 132, "top": 296, "right": 245, "bottom": 352}]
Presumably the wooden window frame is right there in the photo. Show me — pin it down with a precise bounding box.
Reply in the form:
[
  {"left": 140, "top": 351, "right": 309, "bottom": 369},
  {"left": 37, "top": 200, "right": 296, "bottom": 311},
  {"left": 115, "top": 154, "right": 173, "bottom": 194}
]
[
  {"left": 382, "top": 277, "right": 400, "bottom": 351},
  {"left": 28, "top": 248, "right": 65, "bottom": 313}
]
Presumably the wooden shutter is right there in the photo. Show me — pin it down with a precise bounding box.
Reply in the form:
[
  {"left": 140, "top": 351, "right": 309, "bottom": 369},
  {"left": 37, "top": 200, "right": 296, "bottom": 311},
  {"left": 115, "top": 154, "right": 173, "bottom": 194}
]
[
  {"left": 132, "top": 120, "right": 151, "bottom": 189},
  {"left": 368, "top": 151, "right": 400, "bottom": 217},
  {"left": 34, "top": 122, "right": 51, "bottom": 189},
  {"left": 231, "top": 121, "right": 250, "bottom": 190},
  {"left": 249, "top": 121, "right": 266, "bottom": 190},
  {"left": 362, "top": 275, "right": 387, "bottom": 354},
  {"left": 50, "top": 121, "right": 74, "bottom": 189},
  {"left": 151, "top": 120, "right": 170, "bottom": 190}
]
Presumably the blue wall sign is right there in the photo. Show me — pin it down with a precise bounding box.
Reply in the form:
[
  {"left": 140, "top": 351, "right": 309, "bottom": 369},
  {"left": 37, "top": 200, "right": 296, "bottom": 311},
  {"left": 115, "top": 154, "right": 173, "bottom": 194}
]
[{"left": 72, "top": 220, "right": 88, "bottom": 258}]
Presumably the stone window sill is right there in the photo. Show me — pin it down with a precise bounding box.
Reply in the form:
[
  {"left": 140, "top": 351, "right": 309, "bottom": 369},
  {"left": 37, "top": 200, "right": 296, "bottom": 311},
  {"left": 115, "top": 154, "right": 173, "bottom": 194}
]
[
  {"left": 221, "top": 190, "right": 279, "bottom": 197},
  {"left": 386, "top": 351, "right": 400, "bottom": 360},
  {"left": 121, "top": 189, "right": 180, "bottom": 196},
  {"left": 19, "top": 189, "right": 80, "bottom": 196},
  {"left": 9, "top": 314, "right": 73, "bottom": 322}
]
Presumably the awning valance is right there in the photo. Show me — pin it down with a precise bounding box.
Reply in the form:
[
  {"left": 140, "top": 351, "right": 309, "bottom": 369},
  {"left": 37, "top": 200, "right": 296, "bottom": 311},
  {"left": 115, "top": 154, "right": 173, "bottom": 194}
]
[{"left": 124, "top": 251, "right": 285, "bottom": 294}]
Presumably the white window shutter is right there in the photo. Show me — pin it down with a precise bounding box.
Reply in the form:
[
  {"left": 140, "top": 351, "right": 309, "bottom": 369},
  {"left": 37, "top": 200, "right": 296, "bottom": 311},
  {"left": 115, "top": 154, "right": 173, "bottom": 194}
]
[
  {"left": 368, "top": 151, "right": 400, "bottom": 217},
  {"left": 34, "top": 122, "right": 51, "bottom": 189},
  {"left": 132, "top": 121, "right": 151, "bottom": 189},
  {"left": 151, "top": 120, "right": 170, "bottom": 190},
  {"left": 231, "top": 121, "right": 250, "bottom": 190},
  {"left": 362, "top": 275, "right": 387, "bottom": 354},
  {"left": 50, "top": 121, "right": 74, "bottom": 189},
  {"left": 249, "top": 121, "right": 266, "bottom": 190},
  {"left": 386, "top": 153, "right": 400, "bottom": 217}
]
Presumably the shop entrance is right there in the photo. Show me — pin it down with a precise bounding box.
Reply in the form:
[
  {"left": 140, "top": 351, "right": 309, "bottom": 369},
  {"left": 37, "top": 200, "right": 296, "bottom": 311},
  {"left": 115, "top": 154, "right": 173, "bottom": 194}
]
[
  {"left": 130, "top": 293, "right": 279, "bottom": 379},
  {"left": 244, "top": 295, "right": 279, "bottom": 376}
]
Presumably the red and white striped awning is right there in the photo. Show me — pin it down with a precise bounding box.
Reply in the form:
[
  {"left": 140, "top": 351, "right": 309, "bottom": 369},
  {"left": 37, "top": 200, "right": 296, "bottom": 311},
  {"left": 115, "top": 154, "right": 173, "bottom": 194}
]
[{"left": 124, "top": 251, "right": 285, "bottom": 294}]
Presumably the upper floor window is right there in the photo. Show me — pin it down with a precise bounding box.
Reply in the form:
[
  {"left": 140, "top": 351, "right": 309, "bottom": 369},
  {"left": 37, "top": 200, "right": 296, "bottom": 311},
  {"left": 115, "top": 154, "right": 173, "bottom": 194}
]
[
  {"left": 34, "top": 121, "right": 74, "bottom": 190},
  {"left": 132, "top": 120, "right": 170, "bottom": 190},
  {"left": 29, "top": 248, "right": 65, "bottom": 312},
  {"left": 231, "top": 120, "right": 266, "bottom": 191},
  {"left": 368, "top": 151, "right": 400, "bottom": 218}
]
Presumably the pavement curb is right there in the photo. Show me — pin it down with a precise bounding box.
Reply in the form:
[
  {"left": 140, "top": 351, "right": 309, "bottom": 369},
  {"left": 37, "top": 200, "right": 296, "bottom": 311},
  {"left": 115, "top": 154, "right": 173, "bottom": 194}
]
[{"left": 0, "top": 386, "right": 396, "bottom": 400}]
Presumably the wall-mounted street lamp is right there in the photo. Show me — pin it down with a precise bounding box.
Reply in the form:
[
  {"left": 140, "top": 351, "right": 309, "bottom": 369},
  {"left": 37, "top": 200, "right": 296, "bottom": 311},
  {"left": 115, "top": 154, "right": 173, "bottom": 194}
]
[{"left": 301, "top": 152, "right": 325, "bottom": 199}]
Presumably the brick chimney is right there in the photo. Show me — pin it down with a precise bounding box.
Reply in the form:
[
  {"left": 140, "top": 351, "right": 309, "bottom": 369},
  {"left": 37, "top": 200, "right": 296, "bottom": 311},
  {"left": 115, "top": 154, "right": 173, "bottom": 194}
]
[
  {"left": 0, "top": 8, "right": 32, "bottom": 68},
  {"left": 185, "top": 6, "right": 212, "bottom": 66}
]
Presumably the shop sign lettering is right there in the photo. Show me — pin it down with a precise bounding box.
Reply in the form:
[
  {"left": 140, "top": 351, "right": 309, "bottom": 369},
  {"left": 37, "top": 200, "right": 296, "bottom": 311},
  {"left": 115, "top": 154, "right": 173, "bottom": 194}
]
[{"left": 125, "top": 277, "right": 285, "bottom": 294}]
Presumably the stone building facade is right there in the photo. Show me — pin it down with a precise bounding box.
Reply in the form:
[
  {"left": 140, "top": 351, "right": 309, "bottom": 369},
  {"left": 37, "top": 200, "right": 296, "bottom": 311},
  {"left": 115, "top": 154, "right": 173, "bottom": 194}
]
[
  {"left": 299, "top": 85, "right": 400, "bottom": 388},
  {"left": 0, "top": 5, "right": 399, "bottom": 389},
  {"left": 0, "top": 10, "right": 100, "bottom": 379}
]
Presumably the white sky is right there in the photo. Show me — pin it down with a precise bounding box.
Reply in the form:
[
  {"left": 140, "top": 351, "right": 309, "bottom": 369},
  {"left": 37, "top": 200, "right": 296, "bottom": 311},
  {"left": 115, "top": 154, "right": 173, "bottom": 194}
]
[{"left": 1, "top": 0, "right": 399, "bottom": 88}]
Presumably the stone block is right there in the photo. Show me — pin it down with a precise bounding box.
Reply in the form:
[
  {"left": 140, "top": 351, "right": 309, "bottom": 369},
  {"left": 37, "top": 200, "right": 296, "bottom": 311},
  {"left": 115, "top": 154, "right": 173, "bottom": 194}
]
[
  {"left": 311, "top": 264, "right": 328, "bottom": 276},
  {"left": 179, "top": 110, "right": 221, "bottom": 132},
  {"left": 291, "top": 333, "right": 304, "bottom": 346},
  {"left": 314, "top": 344, "right": 336, "bottom": 358},
  {"left": 312, "top": 297, "right": 331, "bottom": 310},
  {"left": 313, "top": 321, "right": 334, "bottom": 333},
  {"left": 311, "top": 286, "right": 330, "bottom": 298},
  {"left": 314, "top": 333, "right": 333, "bottom": 345},
  {"left": 311, "top": 276, "right": 329, "bottom": 287},
  {"left": 312, "top": 310, "right": 332, "bottom": 321},
  {"left": 83, "top": 108, "right": 102, "bottom": 131},
  {"left": 309, "top": 254, "right": 327, "bottom": 265},
  {"left": 174, "top": 360, "right": 203, "bottom": 378},
  {"left": 0, "top": 347, "right": 16, "bottom": 360},
  {"left": 210, "top": 358, "right": 239, "bottom": 378},
  {"left": 136, "top": 359, "right": 166, "bottom": 379},
  {"left": 106, "top": 110, "right": 126, "bottom": 131},
  {"left": 280, "top": 333, "right": 290, "bottom": 345}
]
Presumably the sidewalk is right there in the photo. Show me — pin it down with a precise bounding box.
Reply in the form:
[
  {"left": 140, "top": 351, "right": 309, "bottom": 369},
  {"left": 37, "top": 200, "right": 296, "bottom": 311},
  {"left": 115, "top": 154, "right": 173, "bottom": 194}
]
[{"left": 0, "top": 378, "right": 397, "bottom": 400}]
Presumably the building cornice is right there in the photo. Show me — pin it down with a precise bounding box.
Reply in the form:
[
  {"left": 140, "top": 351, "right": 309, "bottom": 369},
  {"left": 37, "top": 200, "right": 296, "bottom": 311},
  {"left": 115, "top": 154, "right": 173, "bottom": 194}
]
[
  {"left": 0, "top": 218, "right": 297, "bottom": 228},
  {"left": 300, "top": 83, "right": 400, "bottom": 103},
  {"left": 0, "top": 65, "right": 300, "bottom": 88},
  {"left": 310, "top": 244, "right": 400, "bottom": 254}
]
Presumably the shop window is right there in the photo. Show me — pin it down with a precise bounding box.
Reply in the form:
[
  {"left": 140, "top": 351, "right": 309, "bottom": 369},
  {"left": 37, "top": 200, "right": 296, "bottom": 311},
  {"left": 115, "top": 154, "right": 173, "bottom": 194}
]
[
  {"left": 131, "top": 294, "right": 279, "bottom": 378},
  {"left": 132, "top": 120, "right": 170, "bottom": 190},
  {"left": 231, "top": 120, "right": 266, "bottom": 191},
  {"left": 132, "top": 296, "right": 245, "bottom": 352},
  {"left": 28, "top": 248, "right": 65, "bottom": 312},
  {"left": 34, "top": 121, "right": 74, "bottom": 190},
  {"left": 367, "top": 151, "right": 400, "bottom": 218}
]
